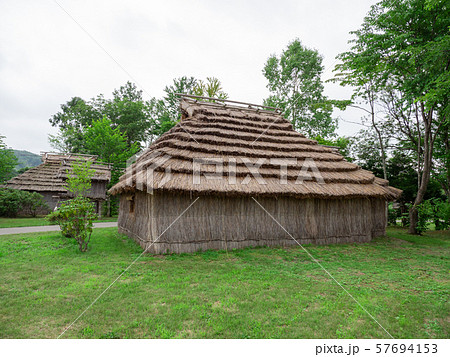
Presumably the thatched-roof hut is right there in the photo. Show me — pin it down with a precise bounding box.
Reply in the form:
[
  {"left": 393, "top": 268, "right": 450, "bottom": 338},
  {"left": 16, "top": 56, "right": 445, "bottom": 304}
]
[
  {"left": 4, "top": 153, "right": 111, "bottom": 215},
  {"left": 110, "top": 96, "right": 401, "bottom": 254}
]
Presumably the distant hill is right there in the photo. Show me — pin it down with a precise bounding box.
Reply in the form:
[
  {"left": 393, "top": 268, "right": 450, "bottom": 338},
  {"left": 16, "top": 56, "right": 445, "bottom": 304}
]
[{"left": 13, "top": 150, "right": 42, "bottom": 170}]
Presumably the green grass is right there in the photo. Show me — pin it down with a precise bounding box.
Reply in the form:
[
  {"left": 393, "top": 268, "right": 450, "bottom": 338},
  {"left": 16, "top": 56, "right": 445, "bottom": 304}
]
[
  {"left": 0, "top": 216, "right": 117, "bottom": 228},
  {"left": 0, "top": 227, "right": 448, "bottom": 339}
]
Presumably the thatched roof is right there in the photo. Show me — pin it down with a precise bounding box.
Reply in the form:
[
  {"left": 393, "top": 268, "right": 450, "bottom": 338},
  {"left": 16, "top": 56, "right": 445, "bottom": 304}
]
[
  {"left": 4, "top": 153, "right": 111, "bottom": 194},
  {"left": 109, "top": 98, "right": 401, "bottom": 200}
]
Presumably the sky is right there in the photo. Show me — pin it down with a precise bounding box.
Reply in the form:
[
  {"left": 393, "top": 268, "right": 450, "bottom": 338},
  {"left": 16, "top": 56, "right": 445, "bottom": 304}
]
[{"left": 0, "top": 0, "right": 378, "bottom": 154}]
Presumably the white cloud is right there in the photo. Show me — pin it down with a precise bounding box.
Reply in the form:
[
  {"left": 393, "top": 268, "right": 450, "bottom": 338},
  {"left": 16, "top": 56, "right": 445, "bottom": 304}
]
[{"left": 0, "top": 0, "right": 377, "bottom": 153}]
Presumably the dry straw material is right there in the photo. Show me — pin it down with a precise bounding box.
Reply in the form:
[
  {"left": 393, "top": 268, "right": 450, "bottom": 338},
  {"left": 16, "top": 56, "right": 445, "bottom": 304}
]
[
  {"left": 110, "top": 99, "right": 401, "bottom": 200},
  {"left": 111, "top": 98, "right": 401, "bottom": 253},
  {"left": 4, "top": 153, "right": 111, "bottom": 212}
]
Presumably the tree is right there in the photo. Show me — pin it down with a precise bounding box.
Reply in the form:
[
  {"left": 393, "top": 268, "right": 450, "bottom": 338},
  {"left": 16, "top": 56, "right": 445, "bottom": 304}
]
[
  {"left": 83, "top": 117, "right": 140, "bottom": 185},
  {"left": 433, "top": 121, "right": 450, "bottom": 202},
  {"left": 48, "top": 160, "right": 97, "bottom": 251},
  {"left": 49, "top": 82, "right": 153, "bottom": 152},
  {"left": 334, "top": 0, "right": 450, "bottom": 233},
  {"left": 49, "top": 97, "right": 102, "bottom": 153},
  {"left": 0, "top": 135, "right": 18, "bottom": 183},
  {"left": 193, "top": 77, "right": 229, "bottom": 100},
  {"left": 263, "top": 39, "right": 337, "bottom": 138},
  {"left": 147, "top": 76, "right": 229, "bottom": 140},
  {"left": 65, "top": 159, "right": 95, "bottom": 197},
  {"left": 102, "top": 82, "right": 152, "bottom": 147},
  {"left": 315, "top": 135, "right": 353, "bottom": 162}
]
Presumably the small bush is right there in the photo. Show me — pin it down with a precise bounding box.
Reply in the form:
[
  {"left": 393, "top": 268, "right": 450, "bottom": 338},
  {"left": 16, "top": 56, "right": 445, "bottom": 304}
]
[
  {"left": 415, "top": 201, "right": 433, "bottom": 234},
  {"left": 0, "top": 188, "right": 48, "bottom": 217},
  {"left": 431, "top": 199, "right": 450, "bottom": 231},
  {"left": 47, "top": 196, "right": 97, "bottom": 252},
  {"left": 0, "top": 188, "right": 24, "bottom": 217},
  {"left": 413, "top": 199, "right": 450, "bottom": 234},
  {"left": 388, "top": 203, "right": 399, "bottom": 226},
  {"left": 21, "top": 192, "right": 49, "bottom": 217}
]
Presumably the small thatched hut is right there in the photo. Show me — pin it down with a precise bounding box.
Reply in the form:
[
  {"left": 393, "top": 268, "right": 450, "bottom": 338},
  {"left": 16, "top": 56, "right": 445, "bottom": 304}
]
[
  {"left": 110, "top": 96, "right": 401, "bottom": 254},
  {"left": 4, "top": 153, "right": 111, "bottom": 215}
]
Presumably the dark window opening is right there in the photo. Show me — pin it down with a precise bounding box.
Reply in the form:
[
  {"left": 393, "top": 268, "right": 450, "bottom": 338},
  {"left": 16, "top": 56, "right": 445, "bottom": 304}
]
[{"left": 127, "top": 195, "right": 135, "bottom": 214}]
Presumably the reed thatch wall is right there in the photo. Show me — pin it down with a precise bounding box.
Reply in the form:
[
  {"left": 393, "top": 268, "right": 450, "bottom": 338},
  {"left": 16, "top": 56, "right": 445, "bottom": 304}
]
[
  {"left": 112, "top": 98, "right": 400, "bottom": 254},
  {"left": 118, "top": 192, "right": 387, "bottom": 254}
]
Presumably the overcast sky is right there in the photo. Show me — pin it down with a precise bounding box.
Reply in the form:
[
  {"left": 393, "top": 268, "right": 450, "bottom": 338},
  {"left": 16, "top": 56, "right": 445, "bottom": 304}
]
[{"left": 0, "top": 0, "right": 377, "bottom": 154}]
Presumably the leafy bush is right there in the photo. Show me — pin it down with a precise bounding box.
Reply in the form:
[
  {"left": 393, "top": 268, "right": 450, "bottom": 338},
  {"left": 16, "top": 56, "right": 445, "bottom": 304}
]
[
  {"left": 47, "top": 196, "right": 97, "bottom": 251},
  {"left": 415, "top": 201, "right": 433, "bottom": 234},
  {"left": 47, "top": 160, "right": 97, "bottom": 252},
  {"left": 431, "top": 199, "right": 450, "bottom": 231},
  {"left": 413, "top": 199, "right": 450, "bottom": 234},
  {"left": 0, "top": 188, "right": 48, "bottom": 217},
  {"left": 20, "top": 192, "right": 49, "bottom": 217},
  {"left": 388, "top": 203, "right": 399, "bottom": 226},
  {"left": 0, "top": 188, "right": 25, "bottom": 217}
]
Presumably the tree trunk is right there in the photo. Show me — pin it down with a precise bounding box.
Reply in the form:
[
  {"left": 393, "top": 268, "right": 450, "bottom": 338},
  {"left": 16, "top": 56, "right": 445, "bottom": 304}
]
[
  {"left": 408, "top": 105, "right": 434, "bottom": 234},
  {"left": 107, "top": 197, "right": 111, "bottom": 217}
]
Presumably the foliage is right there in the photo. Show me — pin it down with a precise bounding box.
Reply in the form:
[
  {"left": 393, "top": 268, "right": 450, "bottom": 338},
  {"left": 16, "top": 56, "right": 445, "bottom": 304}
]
[
  {"left": 0, "top": 135, "right": 18, "bottom": 183},
  {"left": 65, "top": 159, "right": 95, "bottom": 197},
  {"left": 102, "top": 82, "right": 152, "bottom": 147},
  {"left": 14, "top": 167, "right": 31, "bottom": 176},
  {"left": 49, "top": 82, "right": 151, "bottom": 152},
  {"left": 49, "top": 78, "right": 228, "bottom": 163},
  {"left": 314, "top": 135, "right": 353, "bottom": 162},
  {"left": 147, "top": 76, "right": 229, "bottom": 140},
  {"left": 0, "top": 188, "right": 47, "bottom": 218},
  {"left": 412, "top": 198, "right": 450, "bottom": 234},
  {"left": 20, "top": 192, "right": 49, "bottom": 217},
  {"left": 263, "top": 39, "right": 337, "bottom": 138},
  {"left": 47, "top": 196, "right": 97, "bottom": 251},
  {"left": 348, "top": 127, "right": 389, "bottom": 179},
  {"left": 0, "top": 188, "right": 26, "bottom": 217},
  {"left": 334, "top": 0, "right": 450, "bottom": 233},
  {"left": 83, "top": 117, "right": 140, "bottom": 185},
  {"left": 433, "top": 121, "right": 450, "bottom": 202},
  {"left": 414, "top": 201, "right": 433, "bottom": 234},
  {"left": 431, "top": 199, "right": 450, "bottom": 230},
  {"left": 49, "top": 159, "right": 98, "bottom": 251},
  {"left": 193, "top": 77, "right": 228, "bottom": 100},
  {"left": 387, "top": 203, "right": 400, "bottom": 226}
]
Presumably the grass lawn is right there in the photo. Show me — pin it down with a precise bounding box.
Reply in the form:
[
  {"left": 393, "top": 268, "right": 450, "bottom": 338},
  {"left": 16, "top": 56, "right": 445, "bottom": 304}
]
[
  {"left": 0, "top": 216, "right": 117, "bottom": 228},
  {"left": 0, "top": 226, "right": 448, "bottom": 339}
]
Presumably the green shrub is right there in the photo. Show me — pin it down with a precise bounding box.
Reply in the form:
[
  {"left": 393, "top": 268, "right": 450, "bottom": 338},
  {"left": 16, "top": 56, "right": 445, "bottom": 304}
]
[
  {"left": 21, "top": 192, "right": 49, "bottom": 217},
  {"left": 388, "top": 203, "right": 399, "bottom": 226},
  {"left": 416, "top": 201, "right": 433, "bottom": 234},
  {"left": 431, "top": 199, "right": 450, "bottom": 231},
  {"left": 0, "top": 188, "right": 48, "bottom": 217},
  {"left": 47, "top": 196, "right": 97, "bottom": 251},
  {"left": 0, "top": 188, "right": 24, "bottom": 217},
  {"left": 413, "top": 199, "right": 450, "bottom": 234}
]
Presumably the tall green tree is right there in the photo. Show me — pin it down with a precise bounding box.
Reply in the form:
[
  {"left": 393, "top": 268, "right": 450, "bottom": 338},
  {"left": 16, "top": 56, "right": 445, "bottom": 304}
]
[
  {"left": 0, "top": 135, "right": 18, "bottom": 183},
  {"left": 49, "top": 82, "right": 153, "bottom": 152},
  {"left": 103, "top": 82, "right": 151, "bottom": 146},
  {"left": 83, "top": 117, "right": 140, "bottom": 185},
  {"left": 334, "top": 0, "right": 450, "bottom": 233},
  {"left": 263, "top": 39, "right": 337, "bottom": 138},
  {"left": 147, "top": 76, "right": 229, "bottom": 140}
]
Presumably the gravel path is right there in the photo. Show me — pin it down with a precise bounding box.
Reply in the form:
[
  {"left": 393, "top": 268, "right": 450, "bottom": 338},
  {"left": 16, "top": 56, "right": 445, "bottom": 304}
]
[{"left": 0, "top": 222, "right": 117, "bottom": 236}]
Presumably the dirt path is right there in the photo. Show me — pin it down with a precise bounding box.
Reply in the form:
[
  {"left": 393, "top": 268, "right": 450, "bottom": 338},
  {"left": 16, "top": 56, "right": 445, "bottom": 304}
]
[{"left": 0, "top": 222, "right": 118, "bottom": 236}]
